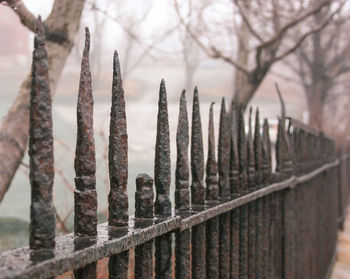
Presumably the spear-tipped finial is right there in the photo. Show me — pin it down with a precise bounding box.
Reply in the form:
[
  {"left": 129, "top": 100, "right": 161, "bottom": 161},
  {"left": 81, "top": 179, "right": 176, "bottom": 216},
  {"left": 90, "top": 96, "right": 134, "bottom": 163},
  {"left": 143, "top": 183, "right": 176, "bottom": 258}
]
[
  {"left": 229, "top": 101, "right": 240, "bottom": 198},
  {"left": 29, "top": 15, "right": 55, "bottom": 251},
  {"left": 74, "top": 26, "right": 97, "bottom": 238},
  {"left": 218, "top": 98, "right": 230, "bottom": 200},
  {"left": 238, "top": 107, "right": 247, "bottom": 194},
  {"left": 108, "top": 50, "right": 129, "bottom": 226},
  {"left": 254, "top": 108, "right": 262, "bottom": 186},
  {"left": 155, "top": 79, "right": 171, "bottom": 216},
  {"left": 191, "top": 86, "right": 205, "bottom": 205},
  {"left": 175, "top": 90, "right": 190, "bottom": 211},
  {"left": 206, "top": 102, "right": 218, "bottom": 201},
  {"left": 247, "top": 107, "right": 255, "bottom": 189}
]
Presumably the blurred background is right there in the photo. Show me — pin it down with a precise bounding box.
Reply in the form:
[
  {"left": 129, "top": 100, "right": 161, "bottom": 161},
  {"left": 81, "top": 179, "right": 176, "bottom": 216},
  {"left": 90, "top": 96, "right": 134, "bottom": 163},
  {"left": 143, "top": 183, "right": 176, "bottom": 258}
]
[{"left": 0, "top": 0, "right": 349, "bottom": 251}]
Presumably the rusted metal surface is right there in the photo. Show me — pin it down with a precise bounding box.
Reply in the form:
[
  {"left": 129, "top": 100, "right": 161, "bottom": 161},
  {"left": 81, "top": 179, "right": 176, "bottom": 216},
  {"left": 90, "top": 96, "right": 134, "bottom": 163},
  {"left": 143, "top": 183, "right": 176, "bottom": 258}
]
[
  {"left": 247, "top": 108, "right": 256, "bottom": 279},
  {"left": 191, "top": 87, "right": 205, "bottom": 205},
  {"left": 0, "top": 158, "right": 341, "bottom": 278},
  {"left": 254, "top": 109, "right": 264, "bottom": 279},
  {"left": 154, "top": 79, "right": 172, "bottom": 279},
  {"left": 108, "top": 50, "right": 129, "bottom": 227},
  {"left": 135, "top": 174, "right": 154, "bottom": 279},
  {"left": 29, "top": 16, "right": 55, "bottom": 256},
  {"left": 108, "top": 51, "right": 129, "bottom": 279},
  {"left": 175, "top": 90, "right": 191, "bottom": 279},
  {"left": 74, "top": 27, "right": 97, "bottom": 238},
  {"left": 205, "top": 102, "right": 219, "bottom": 279},
  {"left": 218, "top": 98, "right": 230, "bottom": 279},
  {"left": 190, "top": 87, "right": 206, "bottom": 279},
  {"left": 230, "top": 103, "right": 240, "bottom": 279},
  {"left": 206, "top": 102, "right": 218, "bottom": 202},
  {"left": 237, "top": 108, "right": 248, "bottom": 279},
  {"left": 3, "top": 26, "right": 349, "bottom": 279},
  {"left": 73, "top": 27, "right": 98, "bottom": 279}
]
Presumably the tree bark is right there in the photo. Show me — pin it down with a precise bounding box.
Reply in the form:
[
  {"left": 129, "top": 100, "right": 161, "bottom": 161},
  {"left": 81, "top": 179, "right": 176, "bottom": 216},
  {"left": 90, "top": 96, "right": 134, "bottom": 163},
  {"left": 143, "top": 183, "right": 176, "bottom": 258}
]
[{"left": 0, "top": 0, "right": 86, "bottom": 202}]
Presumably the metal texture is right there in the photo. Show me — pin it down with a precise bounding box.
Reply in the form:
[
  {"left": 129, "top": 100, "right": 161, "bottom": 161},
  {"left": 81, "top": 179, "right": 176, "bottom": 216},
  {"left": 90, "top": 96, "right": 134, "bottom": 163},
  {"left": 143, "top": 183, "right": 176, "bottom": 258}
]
[
  {"left": 206, "top": 102, "right": 218, "bottom": 202},
  {"left": 74, "top": 27, "right": 97, "bottom": 238},
  {"left": 29, "top": 16, "right": 55, "bottom": 256},
  {"left": 205, "top": 102, "right": 219, "bottom": 279},
  {"left": 175, "top": 90, "right": 190, "bottom": 279},
  {"left": 73, "top": 27, "right": 97, "bottom": 279},
  {"left": 247, "top": 108, "right": 256, "bottom": 279},
  {"left": 218, "top": 98, "right": 230, "bottom": 279},
  {"left": 0, "top": 159, "right": 341, "bottom": 279},
  {"left": 238, "top": 108, "right": 248, "bottom": 279},
  {"left": 191, "top": 87, "right": 206, "bottom": 279},
  {"left": 154, "top": 79, "right": 172, "bottom": 279},
  {"left": 108, "top": 51, "right": 129, "bottom": 279},
  {"left": 254, "top": 109, "right": 263, "bottom": 279},
  {"left": 230, "top": 103, "right": 240, "bottom": 279},
  {"left": 191, "top": 87, "right": 205, "bottom": 205},
  {"left": 135, "top": 174, "right": 154, "bottom": 279},
  {"left": 108, "top": 50, "right": 129, "bottom": 226}
]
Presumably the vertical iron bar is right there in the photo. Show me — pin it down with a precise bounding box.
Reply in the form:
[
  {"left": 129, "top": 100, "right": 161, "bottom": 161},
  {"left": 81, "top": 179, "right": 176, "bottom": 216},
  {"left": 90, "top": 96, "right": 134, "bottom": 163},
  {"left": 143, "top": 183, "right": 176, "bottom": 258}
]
[
  {"left": 205, "top": 102, "right": 219, "bottom": 279},
  {"left": 175, "top": 90, "right": 191, "bottom": 279},
  {"left": 230, "top": 102, "right": 240, "bottom": 279},
  {"left": 135, "top": 174, "right": 154, "bottom": 279},
  {"left": 238, "top": 107, "right": 248, "bottom": 279},
  {"left": 218, "top": 98, "right": 231, "bottom": 279},
  {"left": 73, "top": 27, "right": 98, "bottom": 279},
  {"left": 254, "top": 109, "right": 263, "bottom": 279},
  {"left": 29, "top": 16, "right": 55, "bottom": 260},
  {"left": 261, "top": 119, "right": 272, "bottom": 279},
  {"left": 247, "top": 108, "right": 256, "bottom": 279},
  {"left": 154, "top": 79, "right": 172, "bottom": 279},
  {"left": 191, "top": 87, "right": 206, "bottom": 279},
  {"left": 108, "top": 51, "right": 129, "bottom": 279}
]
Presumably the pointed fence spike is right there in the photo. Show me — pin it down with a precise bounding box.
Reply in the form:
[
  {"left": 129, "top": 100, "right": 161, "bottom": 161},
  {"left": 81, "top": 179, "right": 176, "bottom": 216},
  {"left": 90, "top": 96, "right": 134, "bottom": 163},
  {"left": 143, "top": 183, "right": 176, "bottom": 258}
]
[
  {"left": 74, "top": 26, "right": 97, "bottom": 239},
  {"left": 175, "top": 91, "right": 191, "bottom": 279},
  {"left": 29, "top": 16, "right": 55, "bottom": 254},
  {"left": 108, "top": 50, "right": 129, "bottom": 226},
  {"left": 218, "top": 97, "right": 230, "bottom": 200},
  {"left": 206, "top": 102, "right": 218, "bottom": 201},
  {"left": 229, "top": 102, "right": 240, "bottom": 198},
  {"left": 247, "top": 107, "right": 255, "bottom": 190},
  {"left": 191, "top": 87, "right": 205, "bottom": 205},
  {"left": 175, "top": 90, "right": 190, "bottom": 211},
  {"left": 238, "top": 107, "right": 247, "bottom": 194},
  {"left": 254, "top": 108, "right": 262, "bottom": 187},
  {"left": 154, "top": 79, "right": 171, "bottom": 216},
  {"left": 108, "top": 51, "right": 129, "bottom": 279}
]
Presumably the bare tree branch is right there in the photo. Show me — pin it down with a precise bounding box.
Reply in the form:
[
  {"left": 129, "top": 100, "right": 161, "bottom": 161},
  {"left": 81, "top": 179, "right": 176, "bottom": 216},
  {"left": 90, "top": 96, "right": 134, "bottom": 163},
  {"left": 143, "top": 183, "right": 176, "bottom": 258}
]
[
  {"left": 1, "top": 0, "right": 36, "bottom": 32},
  {"left": 174, "top": 0, "right": 250, "bottom": 75}
]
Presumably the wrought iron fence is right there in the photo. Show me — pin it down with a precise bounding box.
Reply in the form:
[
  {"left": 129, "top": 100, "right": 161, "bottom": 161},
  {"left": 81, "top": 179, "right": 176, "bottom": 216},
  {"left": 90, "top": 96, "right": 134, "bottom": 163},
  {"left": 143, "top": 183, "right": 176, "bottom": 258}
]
[{"left": 0, "top": 18, "right": 349, "bottom": 279}]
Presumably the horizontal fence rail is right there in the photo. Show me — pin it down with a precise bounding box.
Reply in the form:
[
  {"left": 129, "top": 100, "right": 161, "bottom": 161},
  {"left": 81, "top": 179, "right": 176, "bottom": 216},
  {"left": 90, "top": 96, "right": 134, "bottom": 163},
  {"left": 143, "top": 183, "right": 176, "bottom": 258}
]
[{"left": 1, "top": 18, "right": 350, "bottom": 279}]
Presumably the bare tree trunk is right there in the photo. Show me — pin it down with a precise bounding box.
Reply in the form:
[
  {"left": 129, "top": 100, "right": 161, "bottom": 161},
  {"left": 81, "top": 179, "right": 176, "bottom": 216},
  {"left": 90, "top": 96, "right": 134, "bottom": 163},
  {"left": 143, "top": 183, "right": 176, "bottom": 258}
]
[{"left": 0, "top": 0, "right": 86, "bottom": 201}]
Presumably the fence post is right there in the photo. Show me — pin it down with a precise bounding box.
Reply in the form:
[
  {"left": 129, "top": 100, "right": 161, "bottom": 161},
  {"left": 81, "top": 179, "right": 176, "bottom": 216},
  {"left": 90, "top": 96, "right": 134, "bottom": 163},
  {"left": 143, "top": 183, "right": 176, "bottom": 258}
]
[
  {"left": 154, "top": 79, "right": 172, "bottom": 279},
  {"left": 238, "top": 108, "right": 248, "bottom": 279},
  {"left": 254, "top": 108, "right": 264, "bottom": 279},
  {"left": 191, "top": 87, "right": 206, "bottom": 279},
  {"left": 29, "top": 16, "right": 55, "bottom": 260},
  {"left": 247, "top": 108, "right": 256, "bottom": 279},
  {"left": 205, "top": 102, "right": 219, "bottom": 278},
  {"left": 218, "top": 98, "right": 231, "bottom": 279},
  {"left": 108, "top": 51, "right": 129, "bottom": 279},
  {"left": 175, "top": 90, "right": 191, "bottom": 279},
  {"left": 135, "top": 174, "right": 154, "bottom": 278},
  {"left": 229, "top": 102, "right": 240, "bottom": 279},
  {"left": 73, "top": 27, "right": 98, "bottom": 279},
  {"left": 261, "top": 119, "right": 272, "bottom": 278},
  {"left": 279, "top": 118, "right": 296, "bottom": 279}
]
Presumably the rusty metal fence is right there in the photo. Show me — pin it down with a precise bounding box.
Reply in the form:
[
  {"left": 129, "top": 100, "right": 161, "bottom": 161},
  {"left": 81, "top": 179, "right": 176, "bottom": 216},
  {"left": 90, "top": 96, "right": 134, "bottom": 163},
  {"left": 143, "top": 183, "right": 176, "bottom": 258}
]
[{"left": 1, "top": 19, "right": 350, "bottom": 279}]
